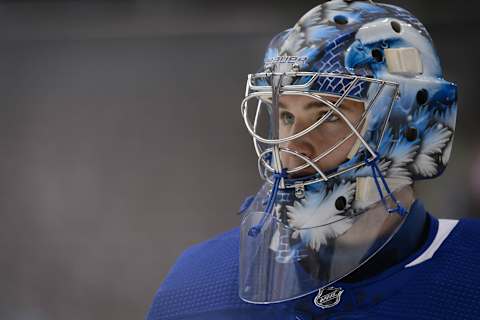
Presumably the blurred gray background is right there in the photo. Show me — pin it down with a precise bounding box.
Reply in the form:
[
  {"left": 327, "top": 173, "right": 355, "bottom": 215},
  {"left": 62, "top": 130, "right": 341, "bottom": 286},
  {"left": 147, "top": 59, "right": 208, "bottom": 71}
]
[{"left": 0, "top": 0, "right": 479, "bottom": 319}]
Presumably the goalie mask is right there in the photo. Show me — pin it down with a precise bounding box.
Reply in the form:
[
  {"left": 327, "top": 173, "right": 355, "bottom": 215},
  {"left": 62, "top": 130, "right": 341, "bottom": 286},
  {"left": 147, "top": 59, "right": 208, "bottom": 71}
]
[{"left": 239, "top": 0, "right": 457, "bottom": 304}]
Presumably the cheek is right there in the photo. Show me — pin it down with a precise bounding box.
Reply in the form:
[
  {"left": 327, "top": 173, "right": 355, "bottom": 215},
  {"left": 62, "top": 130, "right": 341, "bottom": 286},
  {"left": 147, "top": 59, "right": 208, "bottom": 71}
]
[
  {"left": 311, "top": 122, "right": 357, "bottom": 170},
  {"left": 311, "top": 122, "right": 351, "bottom": 152}
]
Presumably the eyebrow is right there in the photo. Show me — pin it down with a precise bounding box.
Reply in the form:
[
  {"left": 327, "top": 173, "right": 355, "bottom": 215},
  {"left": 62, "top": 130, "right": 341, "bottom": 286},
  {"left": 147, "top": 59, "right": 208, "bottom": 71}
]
[{"left": 278, "top": 101, "right": 330, "bottom": 111}]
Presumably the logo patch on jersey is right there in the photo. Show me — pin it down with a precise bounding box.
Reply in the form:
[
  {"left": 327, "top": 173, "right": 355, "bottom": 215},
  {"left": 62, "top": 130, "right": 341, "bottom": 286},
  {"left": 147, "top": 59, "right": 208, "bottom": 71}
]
[{"left": 314, "top": 286, "right": 344, "bottom": 309}]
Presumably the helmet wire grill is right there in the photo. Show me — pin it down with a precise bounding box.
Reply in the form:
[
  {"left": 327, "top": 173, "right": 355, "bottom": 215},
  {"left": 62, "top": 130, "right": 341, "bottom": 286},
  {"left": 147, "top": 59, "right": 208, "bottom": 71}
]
[{"left": 240, "top": 72, "right": 400, "bottom": 188}]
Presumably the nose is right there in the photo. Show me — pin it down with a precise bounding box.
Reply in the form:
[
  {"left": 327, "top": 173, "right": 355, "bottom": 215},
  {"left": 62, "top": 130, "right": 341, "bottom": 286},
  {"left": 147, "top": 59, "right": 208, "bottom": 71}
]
[
  {"left": 284, "top": 117, "right": 316, "bottom": 153},
  {"left": 280, "top": 120, "right": 316, "bottom": 170},
  {"left": 284, "top": 137, "right": 314, "bottom": 158}
]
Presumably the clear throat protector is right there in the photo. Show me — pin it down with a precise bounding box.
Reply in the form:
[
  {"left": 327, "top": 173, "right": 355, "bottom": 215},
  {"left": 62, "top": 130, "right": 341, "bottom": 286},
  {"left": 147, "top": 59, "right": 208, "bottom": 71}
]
[{"left": 239, "top": 67, "right": 409, "bottom": 304}]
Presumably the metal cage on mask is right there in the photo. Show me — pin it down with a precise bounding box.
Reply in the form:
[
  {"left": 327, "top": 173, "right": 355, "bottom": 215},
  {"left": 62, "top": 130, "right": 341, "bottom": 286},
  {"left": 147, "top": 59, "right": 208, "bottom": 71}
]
[
  {"left": 239, "top": 69, "right": 411, "bottom": 304},
  {"left": 241, "top": 71, "right": 400, "bottom": 186}
]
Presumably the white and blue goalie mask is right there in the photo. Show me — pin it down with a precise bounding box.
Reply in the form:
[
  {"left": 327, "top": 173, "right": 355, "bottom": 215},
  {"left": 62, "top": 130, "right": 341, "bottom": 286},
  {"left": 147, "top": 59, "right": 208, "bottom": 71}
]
[{"left": 239, "top": 0, "right": 457, "bottom": 304}]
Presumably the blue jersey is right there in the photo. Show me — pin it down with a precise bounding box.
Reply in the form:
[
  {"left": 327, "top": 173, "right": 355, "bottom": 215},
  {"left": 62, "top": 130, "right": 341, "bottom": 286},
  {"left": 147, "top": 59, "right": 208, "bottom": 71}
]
[{"left": 147, "top": 203, "right": 480, "bottom": 319}]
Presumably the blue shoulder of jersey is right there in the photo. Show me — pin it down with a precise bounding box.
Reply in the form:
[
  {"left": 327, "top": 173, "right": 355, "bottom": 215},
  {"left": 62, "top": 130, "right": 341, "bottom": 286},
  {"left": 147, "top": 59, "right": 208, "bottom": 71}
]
[
  {"left": 146, "top": 228, "right": 295, "bottom": 320},
  {"left": 146, "top": 217, "right": 480, "bottom": 320}
]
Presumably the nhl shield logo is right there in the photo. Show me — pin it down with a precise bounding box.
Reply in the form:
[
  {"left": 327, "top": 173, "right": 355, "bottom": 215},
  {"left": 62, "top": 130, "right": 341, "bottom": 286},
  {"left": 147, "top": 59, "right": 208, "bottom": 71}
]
[{"left": 314, "top": 286, "right": 344, "bottom": 309}]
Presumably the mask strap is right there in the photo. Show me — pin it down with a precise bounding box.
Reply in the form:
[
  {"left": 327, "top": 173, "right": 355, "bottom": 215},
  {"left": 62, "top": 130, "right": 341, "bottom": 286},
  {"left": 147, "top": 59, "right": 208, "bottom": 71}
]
[
  {"left": 248, "top": 169, "right": 288, "bottom": 237},
  {"left": 365, "top": 157, "right": 407, "bottom": 216}
]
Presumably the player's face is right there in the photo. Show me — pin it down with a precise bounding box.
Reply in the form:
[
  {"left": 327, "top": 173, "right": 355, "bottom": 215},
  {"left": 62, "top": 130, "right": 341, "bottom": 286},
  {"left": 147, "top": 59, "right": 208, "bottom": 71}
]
[{"left": 278, "top": 94, "right": 364, "bottom": 177}]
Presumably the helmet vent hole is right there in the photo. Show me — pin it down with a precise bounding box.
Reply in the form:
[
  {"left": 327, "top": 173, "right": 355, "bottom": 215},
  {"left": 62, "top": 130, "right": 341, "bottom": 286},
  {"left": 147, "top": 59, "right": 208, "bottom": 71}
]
[
  {"left": 391, "top": 21, "right": 402, "bottom": 33},
  {"left": 335, "top": 196, "right": 347, "bottom": 211},
  {"left": 334, "top": 15, "right": 348, "bottom": 25},
  {"left": 405, "top": 127, "right": 418, "bottom": 142},
  {"left": 416, "top": 89, "right": 429, "bottom": 105},
  {"left": 371, "top": 48, "right": 383, "bottom": 62}
]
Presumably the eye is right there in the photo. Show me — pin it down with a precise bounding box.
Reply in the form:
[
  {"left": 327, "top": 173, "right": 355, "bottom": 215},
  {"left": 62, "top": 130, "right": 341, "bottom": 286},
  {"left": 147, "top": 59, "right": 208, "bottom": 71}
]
[
  {"left": 280, "top": 111, "right": 295, "bottom": 126},
  {"left": 317, "top": 111, "right": 339, "bottom": 123},
  {"left": 326, "top": 113, "right": 340, "bottom": 122}
]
